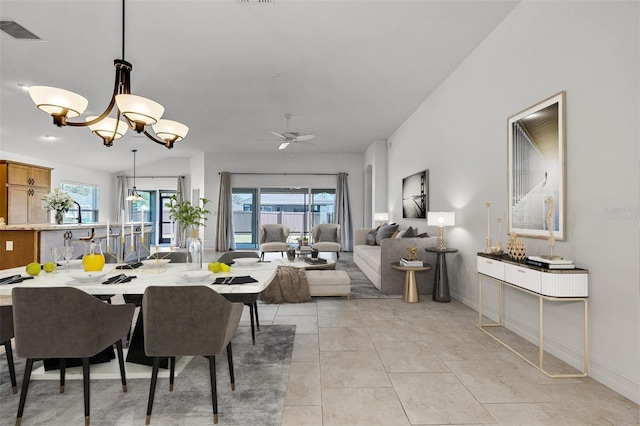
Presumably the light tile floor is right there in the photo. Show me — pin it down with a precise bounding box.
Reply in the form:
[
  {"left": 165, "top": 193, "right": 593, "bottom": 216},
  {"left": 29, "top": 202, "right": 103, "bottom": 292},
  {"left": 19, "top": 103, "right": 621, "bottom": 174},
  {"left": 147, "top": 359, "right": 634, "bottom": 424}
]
[{"left": 243, "top": 252, "right": 639, "bottom": 426}]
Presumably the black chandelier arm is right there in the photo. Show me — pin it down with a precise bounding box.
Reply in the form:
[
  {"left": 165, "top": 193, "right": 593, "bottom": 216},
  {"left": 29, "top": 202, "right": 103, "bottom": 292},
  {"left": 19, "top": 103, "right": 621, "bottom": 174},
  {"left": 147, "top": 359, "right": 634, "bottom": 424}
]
[{"left": 143, "top": 130, "right": 176, "bottom": 149}]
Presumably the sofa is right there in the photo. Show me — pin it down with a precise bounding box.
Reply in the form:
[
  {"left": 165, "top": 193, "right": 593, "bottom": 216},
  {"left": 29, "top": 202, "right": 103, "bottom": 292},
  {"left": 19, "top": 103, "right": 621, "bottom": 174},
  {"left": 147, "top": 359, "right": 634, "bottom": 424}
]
[{"left": 354, "top": 227, "right": 438, "bottom": 295}]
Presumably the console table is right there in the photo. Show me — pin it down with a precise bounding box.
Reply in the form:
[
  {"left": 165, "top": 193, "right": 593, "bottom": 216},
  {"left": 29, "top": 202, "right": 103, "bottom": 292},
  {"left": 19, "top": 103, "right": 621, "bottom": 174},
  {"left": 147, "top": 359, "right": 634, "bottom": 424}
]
[{"left": 476, "top": 253, "right": 589, "bottom": 378}]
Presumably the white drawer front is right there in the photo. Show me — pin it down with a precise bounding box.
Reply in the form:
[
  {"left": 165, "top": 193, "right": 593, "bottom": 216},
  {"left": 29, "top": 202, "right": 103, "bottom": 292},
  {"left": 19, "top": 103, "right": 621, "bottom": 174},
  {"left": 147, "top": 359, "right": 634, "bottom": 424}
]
[
  {"left": 505, "top": 263, "right": 541, "bottom": 293},
  {"left": 477, "top": 256, "right": 504, "bottom": 280},
  {"left": 541, "top": 273, "right": 588, "bottom": 297}
]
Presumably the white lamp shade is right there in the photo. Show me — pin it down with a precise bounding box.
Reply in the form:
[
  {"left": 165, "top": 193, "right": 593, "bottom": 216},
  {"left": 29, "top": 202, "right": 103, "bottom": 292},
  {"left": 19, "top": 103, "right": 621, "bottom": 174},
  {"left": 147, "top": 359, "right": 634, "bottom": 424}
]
[
  {"left": 374, "top": 212, "right": 389, "bottom": 222},
  {"left": 86, "top": 116, "right": 128, "bottom": 140},
  {"left": 29, "top": 86, "right": 88, "bottom": 118},
  {"left": 115, "top": 94, "right": 164, "bottom": 125},
  {"left": 152, "top": 119, "right": 189, "bottom": 142},
  {"left": 427, "top": 211, "right": 455, "bottom": 227}
]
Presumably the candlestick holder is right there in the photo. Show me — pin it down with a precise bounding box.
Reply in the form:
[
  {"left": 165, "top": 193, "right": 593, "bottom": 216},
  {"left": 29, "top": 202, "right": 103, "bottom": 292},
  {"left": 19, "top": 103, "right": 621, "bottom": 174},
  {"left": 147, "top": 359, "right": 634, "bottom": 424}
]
[
  {"left": 491, "top": 217, "right": 504, "bottom": 255},
  {"left": 484, "top": 202, "right": 493, "bottom": 254}
]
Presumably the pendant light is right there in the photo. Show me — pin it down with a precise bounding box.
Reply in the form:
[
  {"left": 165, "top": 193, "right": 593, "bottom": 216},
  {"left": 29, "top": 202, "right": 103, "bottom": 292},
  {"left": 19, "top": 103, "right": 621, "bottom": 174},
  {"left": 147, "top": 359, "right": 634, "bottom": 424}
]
[{"left": 126, "top": 149, "right": 144, "bottom": 201}]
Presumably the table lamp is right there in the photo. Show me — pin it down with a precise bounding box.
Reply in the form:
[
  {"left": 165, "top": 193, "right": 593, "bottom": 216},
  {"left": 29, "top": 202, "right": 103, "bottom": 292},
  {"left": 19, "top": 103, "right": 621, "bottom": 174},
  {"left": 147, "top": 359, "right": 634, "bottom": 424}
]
[
  {"left": 427, "top": 211, "right": 455, "bottom": 250},
  {"left": 374, "top": 212, "right": 389, "bottom": 226}
]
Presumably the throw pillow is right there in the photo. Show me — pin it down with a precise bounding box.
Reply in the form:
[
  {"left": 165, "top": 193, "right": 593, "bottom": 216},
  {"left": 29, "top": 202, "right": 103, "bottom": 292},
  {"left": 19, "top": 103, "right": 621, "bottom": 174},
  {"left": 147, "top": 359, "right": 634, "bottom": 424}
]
[
  {"left": 417, "top": 232, "right": 430, "bottom": 238},
  {"left": 376, "top": 223, "right": 399, "bottom": 245},
  {"left": 264, "top": 227, "right": 284, "bottom": 243},
  {"left": 395, "top": 229, "right": 407, "bottom": 238},
  {"left": 317, "top": 227, "right": 337, "bottom": 242},
  {"left": 365, "top": 226, "right": 379, "bottom": 245},
  {"left": 402, "top": 226, "right": 417, "bottom": 238}
]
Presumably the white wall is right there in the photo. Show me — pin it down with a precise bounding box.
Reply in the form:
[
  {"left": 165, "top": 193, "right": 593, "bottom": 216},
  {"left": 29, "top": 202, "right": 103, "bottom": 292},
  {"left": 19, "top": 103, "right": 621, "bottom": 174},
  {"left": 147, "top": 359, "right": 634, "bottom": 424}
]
[
  {"left": 202, "top": 151, "right": 365, "bottom": 249},
  {"left": 364, "top": 139, "right": 388, "bottom": 226},
  {"left": 387, "top": 1, "right": 639, "bottom": 403}
]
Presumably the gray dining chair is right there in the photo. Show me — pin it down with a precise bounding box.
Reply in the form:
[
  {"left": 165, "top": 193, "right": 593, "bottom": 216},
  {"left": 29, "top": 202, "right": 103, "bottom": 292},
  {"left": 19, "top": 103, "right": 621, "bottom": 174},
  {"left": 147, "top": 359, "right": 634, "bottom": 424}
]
[
  {"left": 12, "top": 287, "right": 134, "bottom": 426},
  {"left": 217, "top": 251, "right": 261, "bottom": 345},
  {"left": 142, "top": 286, "right": 243, "bottom": 425},
  {"left": 1, "top": 305, "right": 18, "bottom": 394}
]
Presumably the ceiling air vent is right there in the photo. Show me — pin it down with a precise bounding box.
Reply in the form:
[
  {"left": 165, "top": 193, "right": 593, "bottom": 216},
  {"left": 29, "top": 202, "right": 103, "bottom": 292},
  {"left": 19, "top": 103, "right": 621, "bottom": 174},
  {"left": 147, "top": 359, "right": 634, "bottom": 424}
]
[{"left": 0, "top": 21, "right": 41, "bottom": 40}]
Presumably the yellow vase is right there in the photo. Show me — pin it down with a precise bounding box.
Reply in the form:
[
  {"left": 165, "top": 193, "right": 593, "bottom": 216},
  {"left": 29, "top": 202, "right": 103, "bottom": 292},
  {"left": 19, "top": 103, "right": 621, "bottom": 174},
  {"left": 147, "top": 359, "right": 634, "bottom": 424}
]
[{"left": 82, "top": 241, "right": 105, "bottom": 272}]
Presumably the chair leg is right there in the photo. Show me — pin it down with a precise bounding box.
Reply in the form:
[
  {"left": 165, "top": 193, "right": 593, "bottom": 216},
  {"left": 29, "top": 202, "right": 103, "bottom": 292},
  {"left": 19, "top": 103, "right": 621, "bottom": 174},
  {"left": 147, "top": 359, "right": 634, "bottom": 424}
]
[
  {"left": 248, "top": 303, "right": 256, "bottom": 345},
  {"left": 336, "top": 251, "right": 339, "bottom": 259},
  {"left": 207, "top": 356, "right": 218, "bottom": 424},
  {"left": 145, "top": 357, "right": 161, "bottom": 425},
  {"left": 60, "top": 359, "right": 66, "bottom": 393},
  {"left": 115, "top": 340, "right": 127, "bottom": 392},
  {"left": 169, "top": 357, "right": 176, "bottom": 391},
  {"left": 81, "top": 358, "right": 90, "bottom": 426},
  {"left": 226, "top": 343, "right": 235, "bottom": 391},
  {"left": 16, "top": 358, "right": 34, "bottom": 426},
  {"left": 260, "top": 252, "right": 264, "bottom": 261},
  {"left": 3, "top": 341, "right": 17, "bottom": 394},
  {"left": 253, "top": 301, "right": 260, "bottom": 332}
]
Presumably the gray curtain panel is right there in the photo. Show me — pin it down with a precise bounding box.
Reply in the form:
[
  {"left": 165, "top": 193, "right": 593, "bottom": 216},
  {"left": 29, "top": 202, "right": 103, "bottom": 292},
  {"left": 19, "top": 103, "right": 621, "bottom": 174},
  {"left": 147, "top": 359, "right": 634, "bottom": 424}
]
[
  {"left": 176, "top": 176, "right": 187, "bottom": 248},
  {"left": 335, "top": 172, "right": 353, "bottom": 251},
  {"left": 216, "top": 171, "right": 235, "bottom": 251}
]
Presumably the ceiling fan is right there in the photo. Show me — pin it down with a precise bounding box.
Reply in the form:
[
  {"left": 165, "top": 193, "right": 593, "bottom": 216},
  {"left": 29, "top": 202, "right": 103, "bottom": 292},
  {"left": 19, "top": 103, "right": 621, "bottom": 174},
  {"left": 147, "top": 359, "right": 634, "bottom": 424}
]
[{"left": 270, "top": 113, "right": 316, "bottom": 150}]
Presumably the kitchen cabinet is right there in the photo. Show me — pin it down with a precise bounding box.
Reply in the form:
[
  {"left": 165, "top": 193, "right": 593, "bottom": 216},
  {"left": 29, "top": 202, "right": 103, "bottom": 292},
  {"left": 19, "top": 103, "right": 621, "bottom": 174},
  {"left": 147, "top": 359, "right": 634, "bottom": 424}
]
[{"left": 0, "top": 161, "right": 52, "bottom": 224}]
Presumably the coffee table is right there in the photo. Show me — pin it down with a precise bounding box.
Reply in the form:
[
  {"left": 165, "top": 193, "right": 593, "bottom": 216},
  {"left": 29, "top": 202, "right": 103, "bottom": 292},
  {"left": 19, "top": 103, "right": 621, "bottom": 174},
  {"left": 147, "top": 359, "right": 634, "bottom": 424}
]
[{"left": 277, "top": 258, "right": 336, "bottom": 270}]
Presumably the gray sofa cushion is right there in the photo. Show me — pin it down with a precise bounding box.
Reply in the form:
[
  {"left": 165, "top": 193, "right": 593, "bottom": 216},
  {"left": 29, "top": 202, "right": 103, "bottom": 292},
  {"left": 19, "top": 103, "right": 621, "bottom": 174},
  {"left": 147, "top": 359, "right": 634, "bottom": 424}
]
[
  {"left": 376, "top": 223, "right": 399, "bottom": 245},
  {"left": 317, "top": 227, "right": 337, "bottom": 242},
  {"left": 264, "top": 227, "right": 284, "bottom": 242}
]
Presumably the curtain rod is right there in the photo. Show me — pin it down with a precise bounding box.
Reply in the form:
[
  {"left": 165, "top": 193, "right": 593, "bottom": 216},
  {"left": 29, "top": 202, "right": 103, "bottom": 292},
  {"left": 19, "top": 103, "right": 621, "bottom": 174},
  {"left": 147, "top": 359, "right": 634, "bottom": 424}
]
[
  {"left": 220, "top": 172, "right": 347, "bottom": 176},
  {"left": 121, "top": 175, "right": 185, "bottom": 179}
]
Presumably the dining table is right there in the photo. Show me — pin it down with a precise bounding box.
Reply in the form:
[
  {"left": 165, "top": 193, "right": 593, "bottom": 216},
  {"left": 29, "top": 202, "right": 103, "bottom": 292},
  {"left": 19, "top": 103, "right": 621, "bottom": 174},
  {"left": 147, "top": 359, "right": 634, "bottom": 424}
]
[{"left": 0, "top": 259, "right": 279, "bottom": 371}]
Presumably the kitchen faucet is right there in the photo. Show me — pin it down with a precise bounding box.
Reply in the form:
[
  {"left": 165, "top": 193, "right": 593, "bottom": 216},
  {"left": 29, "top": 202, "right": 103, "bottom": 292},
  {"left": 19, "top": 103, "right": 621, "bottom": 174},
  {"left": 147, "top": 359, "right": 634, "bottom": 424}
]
[{"left": 73, "top": 201, "right": 82, "bottom": 224}]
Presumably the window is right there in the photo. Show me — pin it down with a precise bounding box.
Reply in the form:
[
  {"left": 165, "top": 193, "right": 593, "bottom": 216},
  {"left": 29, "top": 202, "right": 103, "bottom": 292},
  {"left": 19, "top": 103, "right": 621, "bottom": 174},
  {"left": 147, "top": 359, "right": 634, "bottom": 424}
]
[{"left": 59, "top": 182, "right": 100, "bottom": 223}]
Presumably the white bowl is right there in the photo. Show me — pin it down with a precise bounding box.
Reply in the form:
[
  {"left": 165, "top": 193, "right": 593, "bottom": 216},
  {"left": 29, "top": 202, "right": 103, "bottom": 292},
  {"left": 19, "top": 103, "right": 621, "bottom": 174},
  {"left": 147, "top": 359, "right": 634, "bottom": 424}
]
[
  {"left": 69, "top": 271, "right": 107, "bottom": 283},
  {"left": 65, "top": 259, "right": 83, "bottom": 269},
  {"left": 231, "top": 258, "right": 260, "bottom": 267},
  {"left": 178, "top": 271, "right": 212, "bottom": 282},
  {"left": 141, "top": 259, "right": 171, "bottom": 267}
]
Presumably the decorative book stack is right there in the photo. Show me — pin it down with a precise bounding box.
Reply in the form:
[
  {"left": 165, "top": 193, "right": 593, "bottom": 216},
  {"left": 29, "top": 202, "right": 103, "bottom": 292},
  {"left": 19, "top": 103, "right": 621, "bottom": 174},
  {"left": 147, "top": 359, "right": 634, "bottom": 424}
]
[
  {"left": 525, "top": 255, "right": 575, "bottom": 269},
  {"left": 400, "top": 258, "right": 423, "bottom": 267}
]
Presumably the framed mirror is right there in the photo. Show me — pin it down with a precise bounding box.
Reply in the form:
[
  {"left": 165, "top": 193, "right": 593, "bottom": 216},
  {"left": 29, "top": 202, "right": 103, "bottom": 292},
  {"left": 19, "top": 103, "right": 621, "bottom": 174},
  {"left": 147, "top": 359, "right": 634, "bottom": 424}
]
[{"left": 507, "top": 91, "right": 566, "bottom": 240}]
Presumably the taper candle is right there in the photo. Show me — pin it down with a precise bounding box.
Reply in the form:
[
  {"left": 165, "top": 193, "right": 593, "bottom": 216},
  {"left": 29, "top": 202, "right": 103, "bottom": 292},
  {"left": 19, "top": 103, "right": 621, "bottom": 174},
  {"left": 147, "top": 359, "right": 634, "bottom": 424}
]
[
  {"left": 106, "top": 220, "right": 110, "bottom": 251},
  {"left": 130, "top": 220, "right": 134, "bottom": 252}
]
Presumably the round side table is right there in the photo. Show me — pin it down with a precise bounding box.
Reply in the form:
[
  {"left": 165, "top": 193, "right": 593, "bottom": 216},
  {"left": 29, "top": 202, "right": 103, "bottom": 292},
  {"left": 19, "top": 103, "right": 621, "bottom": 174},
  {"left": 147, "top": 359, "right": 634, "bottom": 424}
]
[
  {"left": 390, "top": 261, "right": 432, "bottom": 303},
  {"left": 425, "top": 247, "right": 458, "bottom": 302}
]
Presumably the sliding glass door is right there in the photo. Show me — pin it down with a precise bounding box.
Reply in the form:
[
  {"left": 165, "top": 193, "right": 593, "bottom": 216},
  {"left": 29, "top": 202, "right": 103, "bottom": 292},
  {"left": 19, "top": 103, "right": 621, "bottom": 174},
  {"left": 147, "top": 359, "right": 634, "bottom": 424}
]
[{"left": 232, "top": 187, "right": 335, "bottom": 249}]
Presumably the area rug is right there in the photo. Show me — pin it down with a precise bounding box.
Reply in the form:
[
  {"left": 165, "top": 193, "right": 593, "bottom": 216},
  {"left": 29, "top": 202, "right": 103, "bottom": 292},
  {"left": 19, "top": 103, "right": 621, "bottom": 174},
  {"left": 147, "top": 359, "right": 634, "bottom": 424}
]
[
  {"left": 334, "top": 252, "right": 401, "bottom": 299},
  {"left": 0, "top": 325, "right": 295, "bottom": 426}
]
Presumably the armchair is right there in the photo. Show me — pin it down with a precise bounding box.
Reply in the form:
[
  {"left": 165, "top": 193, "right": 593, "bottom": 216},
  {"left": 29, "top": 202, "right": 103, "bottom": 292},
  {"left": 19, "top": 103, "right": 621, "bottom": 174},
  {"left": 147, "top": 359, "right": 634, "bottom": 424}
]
[
  {"left": 259, "top": 224, "right": 290, "bottom": 261},
  {"left": 311, "top": 223, "right": 341, "bottom": 259}
]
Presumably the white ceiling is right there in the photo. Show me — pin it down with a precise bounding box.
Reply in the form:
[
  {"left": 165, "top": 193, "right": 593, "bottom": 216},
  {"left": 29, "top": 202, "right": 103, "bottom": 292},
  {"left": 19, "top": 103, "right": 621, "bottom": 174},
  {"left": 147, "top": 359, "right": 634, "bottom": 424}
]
[{"left": 0, "top": 0, "right": 518, "bottom": 173}]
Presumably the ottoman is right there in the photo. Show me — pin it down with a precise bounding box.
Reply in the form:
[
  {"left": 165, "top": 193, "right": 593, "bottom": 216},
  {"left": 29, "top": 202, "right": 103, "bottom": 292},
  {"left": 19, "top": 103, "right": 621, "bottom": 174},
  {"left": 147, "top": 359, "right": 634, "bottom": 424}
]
[{"left": 305, "top": 270, "right": 351, "bottom": 299}]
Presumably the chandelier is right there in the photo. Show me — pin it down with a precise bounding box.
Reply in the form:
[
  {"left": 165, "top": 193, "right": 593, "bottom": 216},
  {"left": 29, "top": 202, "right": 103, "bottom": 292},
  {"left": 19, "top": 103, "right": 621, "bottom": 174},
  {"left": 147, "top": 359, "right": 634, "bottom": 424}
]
[{"left": 27, "top": 0, "right": 188, "bottom": 149}]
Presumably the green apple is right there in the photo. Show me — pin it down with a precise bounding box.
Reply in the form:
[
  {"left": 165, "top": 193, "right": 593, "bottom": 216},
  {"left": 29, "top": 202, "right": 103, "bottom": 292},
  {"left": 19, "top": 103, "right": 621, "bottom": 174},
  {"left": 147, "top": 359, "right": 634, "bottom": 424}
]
[{"left": 25, "top": 262, "right": 41, "bottom": 276}]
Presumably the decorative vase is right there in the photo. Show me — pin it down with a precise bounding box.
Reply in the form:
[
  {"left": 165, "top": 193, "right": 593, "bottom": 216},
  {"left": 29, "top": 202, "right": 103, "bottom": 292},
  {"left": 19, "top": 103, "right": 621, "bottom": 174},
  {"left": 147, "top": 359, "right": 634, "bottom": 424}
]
[
  {"left": 287, "top": 246, "right": 296, "bottom": 261},
  {"left": 186, "top": 226, "right": 203, "bottom": 270},
  {"left": 55, "top": 210, "right": 64, "bottom": 225},
  {"left": 82, "top": 241, "right": 105, "bottom": 272}
]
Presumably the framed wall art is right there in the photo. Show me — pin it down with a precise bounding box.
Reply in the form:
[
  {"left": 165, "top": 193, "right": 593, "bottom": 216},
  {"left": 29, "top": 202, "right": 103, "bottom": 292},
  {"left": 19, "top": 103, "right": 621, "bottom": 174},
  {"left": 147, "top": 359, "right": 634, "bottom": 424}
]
[
  {"left": 402, "top": 170, "right": 428, "bottom": 219},
  {"left": 507, "top": 91, "right": 566, "bottom": 240}
]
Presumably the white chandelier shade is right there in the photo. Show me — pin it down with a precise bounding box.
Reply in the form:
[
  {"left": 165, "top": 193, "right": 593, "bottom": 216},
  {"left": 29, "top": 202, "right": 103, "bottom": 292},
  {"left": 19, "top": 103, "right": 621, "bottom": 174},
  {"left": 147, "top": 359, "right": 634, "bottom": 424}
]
[
  {"left": 152, "top": 119, "right": 189, "bottom": 143},
  {"left": 86, "top": 116, "right": 128, "bottom": 140},
  {"left": 115, "top": 94, "right": 164, "bottom": 126},
  {"left": 29, "top": 86, "right": 88, "bottom": 118}
]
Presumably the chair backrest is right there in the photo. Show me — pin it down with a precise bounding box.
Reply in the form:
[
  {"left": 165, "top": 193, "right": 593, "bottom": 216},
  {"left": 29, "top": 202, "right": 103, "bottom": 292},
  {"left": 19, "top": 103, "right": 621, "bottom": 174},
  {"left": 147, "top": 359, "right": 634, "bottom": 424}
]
[
  {"left": 217, "top": 251, "right": 260, "bottom": 264},
  {"left": 142, "top": 286, "right": 243, "bottom": 357},
  {"left": 0, "top": 305, "right": 14, "bottom": 343},
  {"left": 11, "top": 287, "right": 134, "bottom": 359},
  {"left": 147, "top": 251, "right": 188, "bottom": 263},
  {"left": 259, "top": 224, "right": 290, "bottom": 244},
  {"left": 312, "top": 223, "right": 341, "bottom": 244}
]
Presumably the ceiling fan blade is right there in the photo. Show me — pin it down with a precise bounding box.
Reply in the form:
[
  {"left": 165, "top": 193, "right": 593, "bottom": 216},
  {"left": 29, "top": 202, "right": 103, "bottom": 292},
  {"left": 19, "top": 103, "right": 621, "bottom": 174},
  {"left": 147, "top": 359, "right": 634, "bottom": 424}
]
[
  {"left": 270, "top": 131, "right": 285, "bottom": 139},
  {"left": 278, "top": 142, "right": 290, "bottom": 150},
  {"left": 295, "top": 134, "right": 316, "bottom": 141}
]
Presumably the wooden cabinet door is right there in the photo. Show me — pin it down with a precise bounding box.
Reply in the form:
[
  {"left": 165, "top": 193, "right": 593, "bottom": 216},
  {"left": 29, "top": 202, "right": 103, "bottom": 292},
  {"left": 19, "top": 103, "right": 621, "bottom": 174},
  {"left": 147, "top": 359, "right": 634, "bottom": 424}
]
[
  {"left": 31, "top": 166, "right": 51, "bottom": 188},
  {"left": 30, "top": 187, "right": 49, "bottom": 223},
  {"left": 8, "top": 186, "right": 29, "bottom": 224},
  {"left": 7, "top": 163, "right": 31, "bottom": 186}
]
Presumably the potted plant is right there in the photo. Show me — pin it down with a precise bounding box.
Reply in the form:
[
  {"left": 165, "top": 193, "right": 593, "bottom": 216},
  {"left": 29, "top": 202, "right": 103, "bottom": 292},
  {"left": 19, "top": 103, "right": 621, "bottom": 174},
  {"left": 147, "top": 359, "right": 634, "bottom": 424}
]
[
  {"left": 165, "top": 194, "right": 211, "bottom": 270},
  {"left": 42, "top": 188, "right": 74, "bottom": 224}
]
